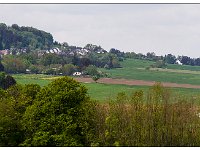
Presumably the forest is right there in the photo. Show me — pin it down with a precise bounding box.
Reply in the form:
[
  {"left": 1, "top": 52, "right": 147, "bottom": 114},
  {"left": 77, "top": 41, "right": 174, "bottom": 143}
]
[{"left": 0, "top": 23, "right": 53, "bottom": 50}]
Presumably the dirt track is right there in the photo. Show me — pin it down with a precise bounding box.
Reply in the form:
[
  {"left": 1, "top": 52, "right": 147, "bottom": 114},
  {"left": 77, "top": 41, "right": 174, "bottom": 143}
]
[{"left": 75, "top": 77, "right": 200, "bottom": 89}]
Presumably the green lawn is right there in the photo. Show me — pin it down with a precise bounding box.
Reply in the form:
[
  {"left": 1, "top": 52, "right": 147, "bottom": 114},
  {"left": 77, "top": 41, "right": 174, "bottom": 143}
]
[{"left": 100, "top": 59, "right": 200, "bottom": 85}]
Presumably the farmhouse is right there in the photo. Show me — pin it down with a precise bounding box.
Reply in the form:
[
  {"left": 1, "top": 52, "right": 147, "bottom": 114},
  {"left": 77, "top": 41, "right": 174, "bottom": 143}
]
[
  {"left": 176, "top": 60, "right": 182, "bottom": 65},
  {"left": 73, "top": 72, "right": 82, "bottom": 76}
]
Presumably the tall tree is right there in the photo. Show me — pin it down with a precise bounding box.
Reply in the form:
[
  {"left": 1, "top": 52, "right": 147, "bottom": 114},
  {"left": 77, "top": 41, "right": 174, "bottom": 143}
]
[
  {"left": 0, "top": 72, "right": 16, "bottom": 90},
  {"left": 21, "top": 77, "right": 93, "bottom": 146},
  {"left": 0, "top": 61, "right": 4, "bottom": 71}
]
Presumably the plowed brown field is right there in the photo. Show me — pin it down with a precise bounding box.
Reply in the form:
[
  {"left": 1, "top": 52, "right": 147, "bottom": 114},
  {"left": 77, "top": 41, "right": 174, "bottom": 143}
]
[{"left": 75, "top": 77, "right": 200, "bottom": 89}]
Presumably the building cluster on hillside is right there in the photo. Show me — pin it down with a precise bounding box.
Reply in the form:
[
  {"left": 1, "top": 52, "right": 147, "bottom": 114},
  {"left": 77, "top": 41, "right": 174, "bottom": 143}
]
[
  {"left": 0, "top": 46, "right": 107, "bottom": 58},
  {"left": 0, "top": 48, "right": 28, "bottom": 58},
  {"left": 0, "top": 49, "right": 9, "bottom": 57}
]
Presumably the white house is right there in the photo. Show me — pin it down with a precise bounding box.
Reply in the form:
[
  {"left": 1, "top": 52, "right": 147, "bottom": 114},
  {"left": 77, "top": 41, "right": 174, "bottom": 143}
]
[
  {"left": 176, "top": 60, "right": 182, "bottom": 65},
  {"left": 73, "top": 72, "right": 82, "bottom": 76}
]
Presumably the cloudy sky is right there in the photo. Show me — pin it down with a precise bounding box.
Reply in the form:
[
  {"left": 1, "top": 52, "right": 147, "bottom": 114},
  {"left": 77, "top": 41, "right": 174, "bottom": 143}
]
[{"left": 0, "top": 4, "right": 200, "bottom": 57}]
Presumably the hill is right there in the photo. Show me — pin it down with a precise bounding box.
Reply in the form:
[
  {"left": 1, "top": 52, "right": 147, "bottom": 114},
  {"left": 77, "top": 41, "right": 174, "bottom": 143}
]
[{"left": 0, "top": 23, "right": 53, "bottom": 50}]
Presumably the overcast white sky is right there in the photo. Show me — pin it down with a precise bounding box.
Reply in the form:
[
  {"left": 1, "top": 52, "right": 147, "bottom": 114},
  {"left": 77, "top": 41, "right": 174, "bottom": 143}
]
[{"left": 0, "top": 4, "right": 200, "bottom": 57}]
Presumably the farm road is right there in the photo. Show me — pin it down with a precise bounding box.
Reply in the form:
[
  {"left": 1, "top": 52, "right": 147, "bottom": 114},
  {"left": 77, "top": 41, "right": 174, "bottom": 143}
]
[{"left": 75, "top": 77, "right": 200, "bottom": 89}]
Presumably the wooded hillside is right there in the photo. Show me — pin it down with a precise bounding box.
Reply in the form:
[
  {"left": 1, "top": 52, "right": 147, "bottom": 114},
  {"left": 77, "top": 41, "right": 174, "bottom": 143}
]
[{"left": 0, "top": 23, "right": 53, "bottom": 50}]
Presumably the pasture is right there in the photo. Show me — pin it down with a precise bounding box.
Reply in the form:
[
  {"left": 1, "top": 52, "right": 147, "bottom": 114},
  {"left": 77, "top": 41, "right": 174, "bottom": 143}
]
[
  {"left": 100, "top": 58, "right": 200, "bottom": 85},
  {"left": 13, "top": 73, "right": 200, "bottom": 102},
  {"left": 12, "top": 58, "right": 200, "bottom": 101}
]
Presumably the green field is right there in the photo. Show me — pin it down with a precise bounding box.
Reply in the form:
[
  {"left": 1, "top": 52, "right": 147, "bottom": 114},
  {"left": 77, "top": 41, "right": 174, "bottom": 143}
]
[
  {"left": 100, "top": 59, "right": 200, "bottom": 85},
  {"left": 12, "top": 58, "right": 200, "bottom": 101},
  {"left": 13, "top": 73, "right": 200, "bottom": 102}
]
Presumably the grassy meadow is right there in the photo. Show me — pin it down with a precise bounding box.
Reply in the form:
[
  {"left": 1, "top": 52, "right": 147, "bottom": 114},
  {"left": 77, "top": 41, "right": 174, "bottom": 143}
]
[
  {"left": 12, "top": 58, "right": 200, "bottom": 101},
  {"left": 100, "top": 58, "right": 200, "bottom": 85},
  {"left": 13, "top": 74, "right": 200, "bottom": 102}
]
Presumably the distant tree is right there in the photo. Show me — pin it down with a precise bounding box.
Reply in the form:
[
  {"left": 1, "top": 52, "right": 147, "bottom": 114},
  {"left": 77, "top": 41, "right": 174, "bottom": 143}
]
[
  {"left": 195, "top": 58, "right": 200, "bottom": 66},
  {"left": 11, "top": 24, "right": 20, "bottom": 31},
  {"left": 180, "top": 56, "right": 191, "bottom": 65},
  {"left": 61, "top": 64, "right": 76, "bottom": 76},
  {"left": 124, "top": 52, "right": 137, "bottom": 59},
  {"left": 79, "top": 57, "right": 91, "bottom": 69},
  {"left": 164, "top": 54, "right": 176, "bottom": 64},
  {"left": 2, "top": 55, "right": 26, "bottom": 73},
  {"left": 146, "top": 52, "right": 156, "bottom": 61},
  {"left": 40, "top": 53, "right": 62, "bottom": 66},
  {"left": 84, "top": 65, "right": 99, "bottom": 76},
  {"left": 92, "top": 75, "right": 100, "bottom": 83}
]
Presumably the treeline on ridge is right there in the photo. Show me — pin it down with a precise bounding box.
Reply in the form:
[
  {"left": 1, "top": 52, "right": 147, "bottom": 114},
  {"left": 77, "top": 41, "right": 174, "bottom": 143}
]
[{"left": 0, "top": 23, "right": 53, "bottom": 50}]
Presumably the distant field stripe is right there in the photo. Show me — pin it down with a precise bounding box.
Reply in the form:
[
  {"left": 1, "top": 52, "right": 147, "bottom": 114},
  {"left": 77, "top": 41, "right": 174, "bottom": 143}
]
[
  {"left": 75, "top": 77, "right": 200, "bottom": 89},
  {"left": 138, "top": 67, "right": 200, "bottom": 75}
]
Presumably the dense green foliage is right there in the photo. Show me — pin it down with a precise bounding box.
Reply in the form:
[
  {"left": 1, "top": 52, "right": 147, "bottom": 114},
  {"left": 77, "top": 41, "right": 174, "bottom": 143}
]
[
  {"left": 0, "top": 72, "right": 16, "bottom": 89},
  {"left": 2, "top": 55, "right": 26, "bottom": 73},
  {"left": 0, "top": 23, "right": 53, "bottom": 50},
  {"left": 0, "top": 61, "right": 4, "bottom": 71},
  {"left": 21, "top": 77, "right": 92, "bottom": 146},
  {"left": 89, "top": 83, "right": 200, "bottom": 146},
  {"left": 1, "top": 76, "right": 200, "bottom": 146},
  {"left": 0, "top": 76, "right": 94, "bottom": 146}
]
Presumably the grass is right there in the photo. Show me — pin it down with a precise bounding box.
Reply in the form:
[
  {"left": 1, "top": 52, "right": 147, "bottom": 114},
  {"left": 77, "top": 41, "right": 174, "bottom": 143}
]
[
  {"left": 12, "top": 59, "right": 200, "bottom": 101},
  {"left": 13, "top": 74, "right": 53, "bottom": 86},
  {"left": 13, "top": 74, "right": 200, "bottom": 102},
  {"left": 100, "top": 59, "right": 200, "bottom": 85}
]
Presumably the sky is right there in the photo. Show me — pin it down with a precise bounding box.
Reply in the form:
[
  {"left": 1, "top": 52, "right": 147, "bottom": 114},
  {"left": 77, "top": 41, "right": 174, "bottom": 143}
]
[{"left": 0, "top": 4, "right": 200, "bottom": 58}]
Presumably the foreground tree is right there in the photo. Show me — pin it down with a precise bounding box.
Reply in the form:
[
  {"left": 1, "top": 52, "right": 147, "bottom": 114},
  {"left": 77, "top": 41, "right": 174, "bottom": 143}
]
[
  {"left": 21, "top": 76, "right": 94, "bottom": 146},
  {"left": 0, "top": 72, "right": 16, "bottom": 90},
  {"left": 0, "top": 61, "right": 4, "bottom": 71},
  {"left": 0, "top": 84, "right": 35, "bottom": 146}
]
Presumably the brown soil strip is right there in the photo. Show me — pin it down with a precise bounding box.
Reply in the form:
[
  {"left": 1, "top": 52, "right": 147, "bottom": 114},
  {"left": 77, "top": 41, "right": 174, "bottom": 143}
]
[{"left": 74, "top": 77, "right": 200, "bottom": 89}]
